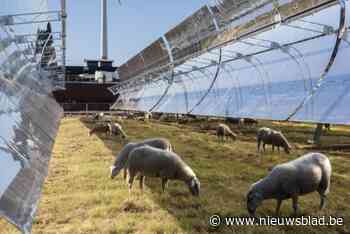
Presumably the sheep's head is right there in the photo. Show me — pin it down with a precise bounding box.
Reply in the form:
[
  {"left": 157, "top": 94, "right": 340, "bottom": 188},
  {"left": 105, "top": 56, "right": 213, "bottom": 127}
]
[
  {"left": 110, "top": 165, "right": 121, "bottom": 179},
  {"left": 277, "top": 133, "right": 291, "bottom": 154},
  {"left": 230, "top": 132, "right": 237, "bottom": 141},
  {"left": 284, "top": 146, "right": 291, "bottom": 154},
  {"left": 187, "top": 177, "right": 200, "bottom": 196},
  {"left": 283, "top": 141, "right": 292, "bottom": 154},
  {"left": 246, "top": 190, "right": 263, "bottom": 216}
]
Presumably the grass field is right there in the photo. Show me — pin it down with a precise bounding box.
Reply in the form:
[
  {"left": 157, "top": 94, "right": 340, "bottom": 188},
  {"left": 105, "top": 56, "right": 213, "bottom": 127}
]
[{"left": 1, "top": 117, "right": 350, "bottom": 233}]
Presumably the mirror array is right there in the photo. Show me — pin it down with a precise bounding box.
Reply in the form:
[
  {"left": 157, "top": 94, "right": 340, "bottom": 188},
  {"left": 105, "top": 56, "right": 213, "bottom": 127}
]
[
  {"left": 0, "top": 1, "right": 64, "bottom": 233},
  {"left": 111, "top": 0, "right": 350, "bottom": 125}
]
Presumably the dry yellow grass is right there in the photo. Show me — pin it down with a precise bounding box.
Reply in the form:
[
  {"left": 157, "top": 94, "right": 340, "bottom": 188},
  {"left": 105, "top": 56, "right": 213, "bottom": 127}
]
[{"left": 1, "top": 117, "right": 350, "bottom": 233}]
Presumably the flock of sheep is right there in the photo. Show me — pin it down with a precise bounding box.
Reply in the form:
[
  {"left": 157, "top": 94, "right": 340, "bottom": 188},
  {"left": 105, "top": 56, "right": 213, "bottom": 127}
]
[{"left": 89, "top": 112, "right": 332, "bottom": 217}]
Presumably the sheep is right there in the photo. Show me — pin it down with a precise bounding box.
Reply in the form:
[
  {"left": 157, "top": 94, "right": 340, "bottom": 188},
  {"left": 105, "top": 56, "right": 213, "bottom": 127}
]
[
  {"left": 245, "top": 118, "right": 258, "bottom": 127},
  {"left": 107, "top": 122, "right": 127, "bottom": 139},
  {"left": 216, "top": 123, "right": 237, "bottom": 142},
  {"left": 246, "top": 152, "right": 331, "bottom": 216},
  {"left": 126, "top": 145, "right": 200, "bottom": 196},
  {"left": 110, "top": 138, "right": 173, "bottom": 180},
  {"left": 92, "top": 112, "right": 104, "bottom": 121},
  {"left": 143, "top": 111, "right": 152, "bottom": 121},
  {"left": 325, "top": 123, "right": 331, "bottom": 131},
  {"left": 225, "top": 117, "right": 240, "bottom": 125},
  {"left": 257, "top": 127, "right": 292, "bottom": 154},
  {"left": 238, "top": 118, "right": 245, "bottom": 128},
  {"left": 89, "top": 124, "right": 109, "bottom": 137},
  {"left": 239, "top": 118, "right": 258, "bottom": 128}
]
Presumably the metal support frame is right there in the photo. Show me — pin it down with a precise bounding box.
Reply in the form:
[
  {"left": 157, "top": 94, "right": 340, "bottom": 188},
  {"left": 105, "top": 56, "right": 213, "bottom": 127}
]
[
  {"left": 286, "top": 0, "right": 347, "bottom": 120},
  {"left": 221, "top": 64, "right": 243, "bottom": 114},
  {"left": 249, "top": 36, "right": 313, "bottom": 93},
  {"left": 109, "top": 0, "right": 347, "bottom": 124},
  {"left": 0, "top": 11, "right": 61, "bottom": 26},
  {"left": 1, "top": 6, "right": 65, "bottom": 89},
  {"left": 61, "top": 0, "right": 67, "bottom": 88},
  {"left": 177, "top": 77, "right": 190, "bottom": 113},
  {"left": 223, "top": 49, "right": 271, "bottom": 109},
  {"left": 109, "top": 0, "right": 340, "bottom": 95},
  {"left": 112, "top": 24, "right": 346, "bottom": 114},
  {"left": 188, "top": 48, "right": 222, "bottom": 114},
  {"left": 148, "top": 68, "right": 175, "bottom": 112}
]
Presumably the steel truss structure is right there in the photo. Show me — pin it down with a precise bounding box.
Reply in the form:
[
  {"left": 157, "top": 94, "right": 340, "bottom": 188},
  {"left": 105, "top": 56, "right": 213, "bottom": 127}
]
[
  {"left": 110, "top": 0, "right": 350, "bottom": 125},
  {"left": 0, "top": 1, "right": 66, "bottom": 233}
]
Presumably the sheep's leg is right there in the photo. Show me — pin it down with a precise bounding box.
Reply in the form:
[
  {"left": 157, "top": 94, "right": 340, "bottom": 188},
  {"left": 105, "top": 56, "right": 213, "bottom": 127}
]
[
  {"left": 139, "top": 175, "right": 145, "bottom": 191},
  {"left": 272, "top": 145, "right": 275, "bottom": 152},
  {"left": 263, "top": 143, "right": 266, "bottom": 152},
  {"left": 128, "top": 173, "right": 135, "bottom": 195},
  {"left": 123, "top": 168, "right": 127, "bottom": 181},
  {"left": 275, "top": 199, "right": 282, "bottom": 216},
  {"left": 257, "top": 140, "right": 261, "bottom": 152},
  {"left": 161, "top": 178, "right": 168, "bottom": 193},
  {"left": 319, "top": 194, "right": 327, "bottom": 210},
  {"left": 291, "top": 195, "right": 299, "bottom": 216}
]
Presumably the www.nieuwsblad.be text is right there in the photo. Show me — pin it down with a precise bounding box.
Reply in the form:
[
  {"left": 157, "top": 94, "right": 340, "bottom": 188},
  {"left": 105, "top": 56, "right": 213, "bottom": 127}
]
[{"left": 209, "top": 215, "right": 344, "bottom": 227}]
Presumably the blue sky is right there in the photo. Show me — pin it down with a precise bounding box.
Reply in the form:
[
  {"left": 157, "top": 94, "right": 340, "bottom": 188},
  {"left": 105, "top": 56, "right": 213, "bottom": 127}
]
[{"left": 53, "top": 1, "right": 208, "bottom": 66}]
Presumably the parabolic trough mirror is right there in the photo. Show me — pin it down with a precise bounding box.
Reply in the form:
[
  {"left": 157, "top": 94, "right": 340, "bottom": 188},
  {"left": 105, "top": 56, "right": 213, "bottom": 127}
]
[
  {"left": 0, "top": 0, "right": 65, "bottom": 233},
  {"left": 110, "top": 0, "right": 350, "bottom": 125}
]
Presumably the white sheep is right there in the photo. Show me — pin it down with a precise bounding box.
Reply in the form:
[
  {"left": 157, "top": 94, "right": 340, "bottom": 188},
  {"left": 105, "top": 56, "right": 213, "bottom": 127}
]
[
  {"left": 143, "top": 111, "right": 152, "bottom": 121},
  {"left": 239, "top": 118, "right": 258, "bottom": 128},
  {"left": 89, "top": 124, "right": 109, "bottom": 137},
  {"left": 107, "top": 122, "right": 127, "bottom": 139},
  {"left": 110, "top": 138, "right": 173, "bottom": 180},
  {"left": 257, "top": 127, "right": 292, "bottom": 153},
  {"left": 238, "top": 118, "right": 245, "bottom": 128},
  {"left": 246, "top": 152, "right": 331, "bottom": 216},
  {"left": 216, "top": 123, "right": 237, "bottom": 142},
  {"left": 92, "top": 112, "right": 104, "bottom": 121},
  {"left": 126, "top": 145, "right": 200, "bottom": 196}
]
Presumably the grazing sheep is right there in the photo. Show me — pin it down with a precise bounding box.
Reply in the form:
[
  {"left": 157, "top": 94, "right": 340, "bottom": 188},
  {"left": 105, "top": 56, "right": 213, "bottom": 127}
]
[
  {"left": 225, "top": 117, "right": 240, "bottom": 125},
  {"left": 127, "top": 145, "right": 200, "bottom": 196},
  {"left": 245, "top": 118, "right": 258, "bottom": 127},
  {"left": 238, "top": 118, "right": 245, "bottom": 128},
  {"left": 216, "top": 123, "right": 237, "bottom": 142},
  {"left": 89, "top": 124, "right": 109, "bottom": 136},
  {"left": 257, "top": 127, "right": 292, "bottom": 153},
  {"left": 159, "top": 113, "right": 179, "bottom": 122},
  {"left": 238, "top": 118, "right": 258, "bottom": 128},
  {"left": 108, "top": 122, "right": 127, "bottom": 139},
  {"left": 92, "top": 112, "right": 104, "bottom": 121},
  {"left": 110, "top": 138, "right": 173, "bottom": 180},
  {"left": 325, "top": 123, "right": 331, "bottom": 131},
  {"left": 143, "top": 111, "right": 152, "bottom": 121},
  {"left": 247, "top": 152, "right": 331, "bottom": 216}
]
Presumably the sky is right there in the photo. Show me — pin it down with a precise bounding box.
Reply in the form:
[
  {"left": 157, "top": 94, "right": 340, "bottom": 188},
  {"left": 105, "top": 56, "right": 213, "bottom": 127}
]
[{"left": 51, "top": 1, "right": 209, "bottom": 66}]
